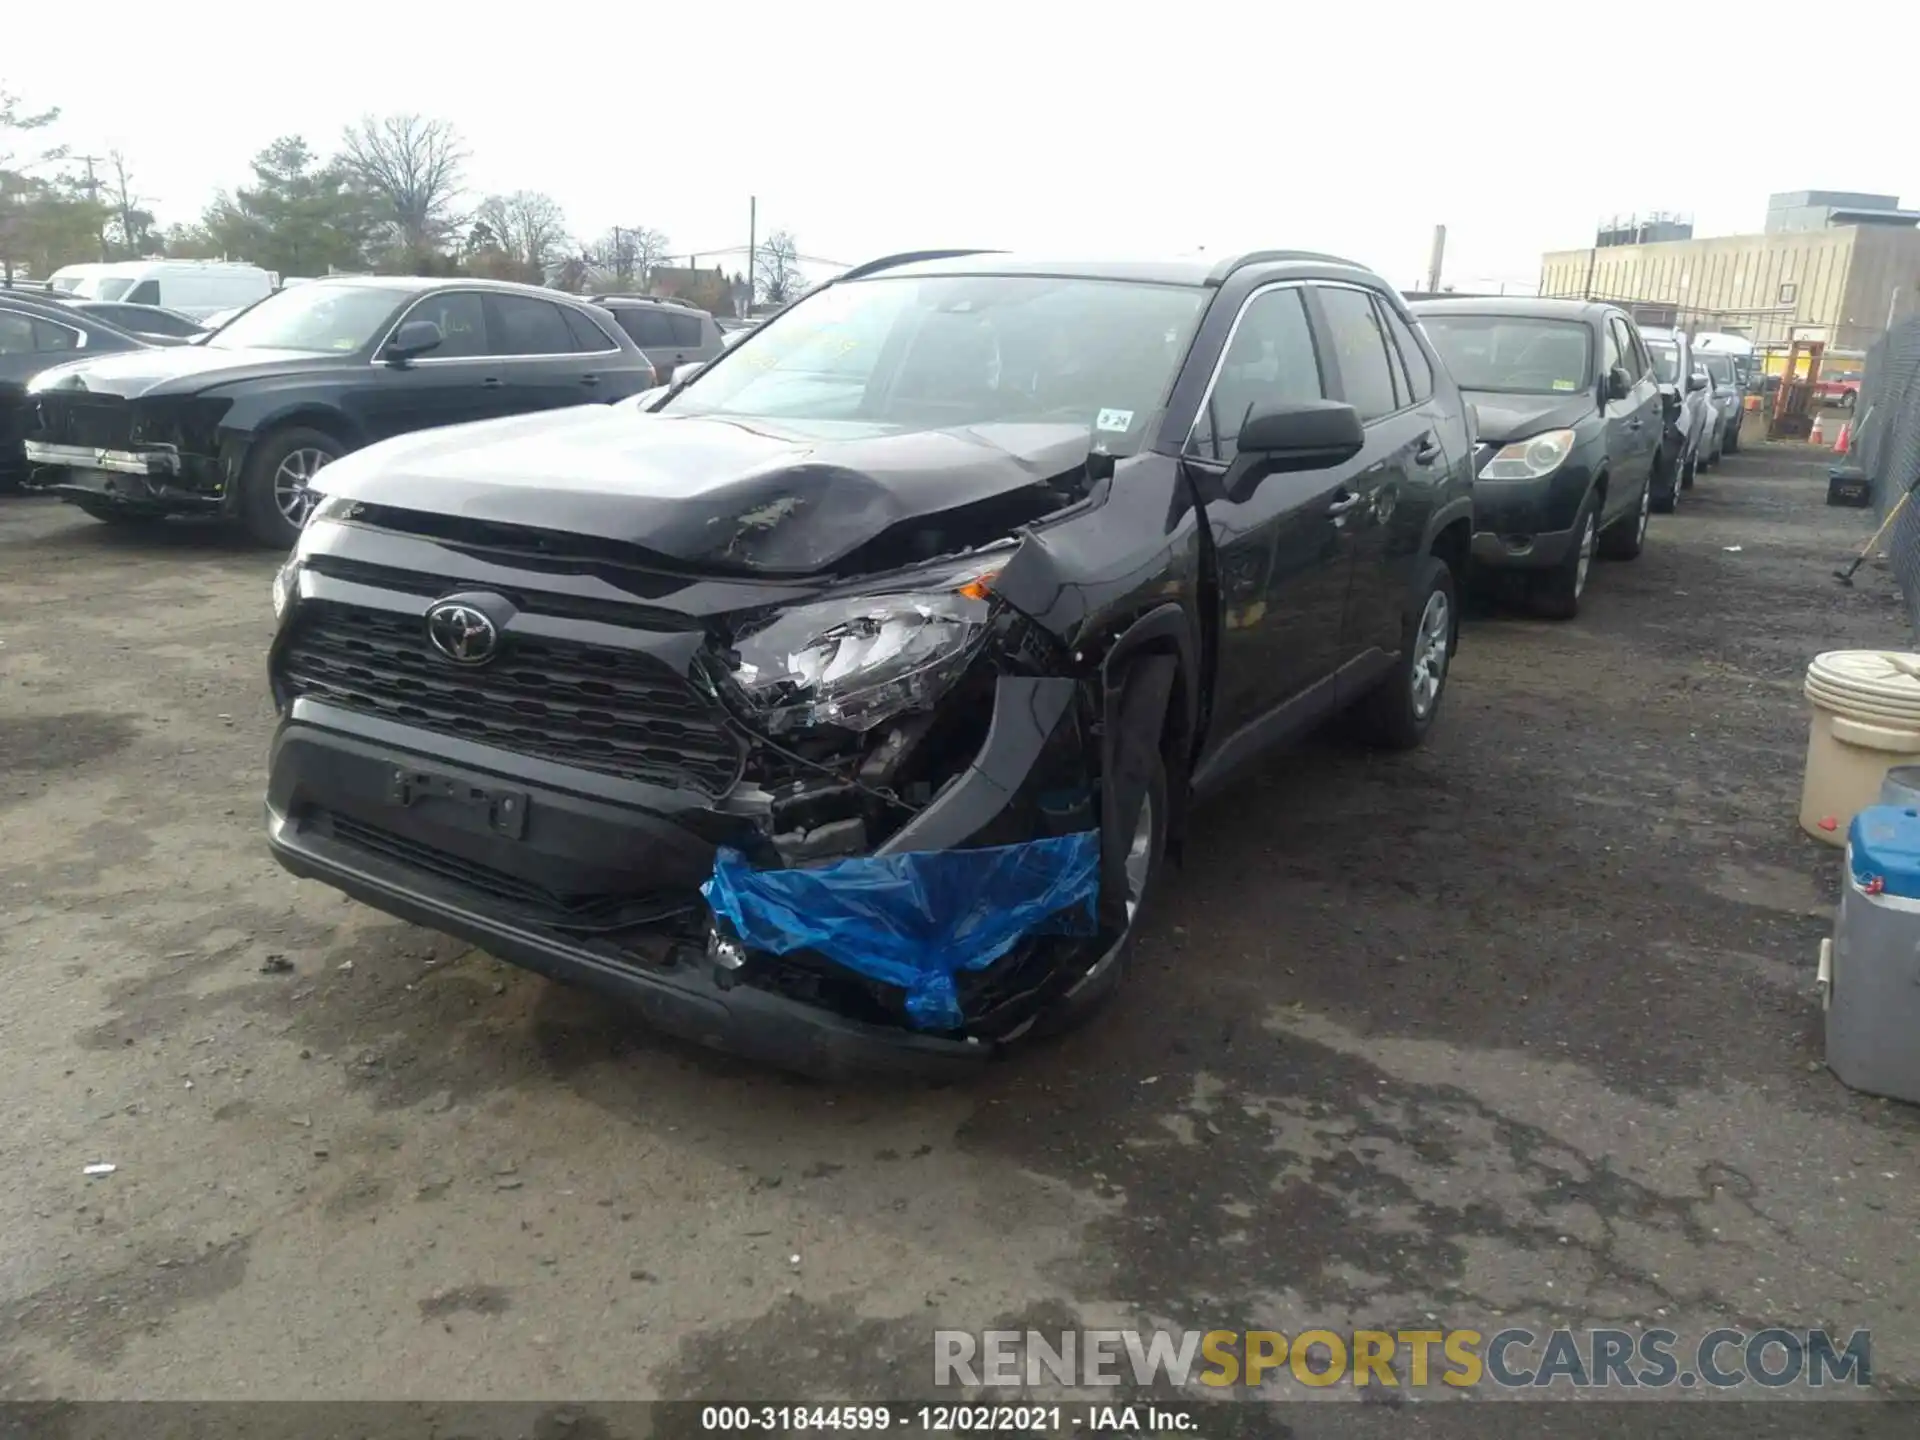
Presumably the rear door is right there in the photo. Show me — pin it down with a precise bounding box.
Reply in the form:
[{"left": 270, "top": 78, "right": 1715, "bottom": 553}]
[
  {"left": 354, "top": 290, "right": 508, "bottom": 443},
  {"left": 1611, "top": 316, "right": 1661, "bottom": 498},
  {"left": 1315, "top": 283, "right": 1447, "bottom": 660},
  {"left": 483, "top": 293, "right": 602, "bottom": 412},
  {"left": 1184, "top": 282, "right": 1358, "bottom": 741}
]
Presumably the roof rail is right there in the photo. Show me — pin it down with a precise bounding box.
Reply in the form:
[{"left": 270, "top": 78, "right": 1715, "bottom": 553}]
[
  {"left": 835, "top": 249, "right": 1003, "bottom": 282},
  {"left": 1206, "top": 249, "right": 1366, "bottom": 285}
]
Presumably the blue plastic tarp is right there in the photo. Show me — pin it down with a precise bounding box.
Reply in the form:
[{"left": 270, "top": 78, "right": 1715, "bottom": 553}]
[{"left": 701, "top": 831, "right": 1101, "bottom": 1030}]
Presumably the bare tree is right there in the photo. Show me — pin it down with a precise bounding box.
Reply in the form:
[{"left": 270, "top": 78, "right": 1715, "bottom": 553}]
[
  {"left": 754, "top": 229, "right": 804, "bottom": 306},
  {"left": 103, "top": 151, "right": 158, "bottom": 258},
  {"left": 584, "top": 225, "right": 670, "bottom": 288},
  {"left": 473, "top": 190, "right": 570, "bottom": 278},
  {"left": 338, "top": 114, "right": 466, "bottom": 261}
]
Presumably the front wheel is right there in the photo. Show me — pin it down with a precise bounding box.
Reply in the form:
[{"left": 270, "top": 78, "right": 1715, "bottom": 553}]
[
  {"left": 1680, "top": 444, "right": 1698, "bottom": 491},
  {"left": 1531, "top": 494, "right": 1597, "bottom": 620},
  {"left": 1353, "top": 554, "right": 1457, "bottom": 749},
  {"left": 1028, "top": 750, "right": 1167, "bottom": 1039},
  {"left": 239, "top": 426, "right": 343, "bottom": 548},
  {"left": 1599, "top": 478, "right": 1649, "bottom": 560}
]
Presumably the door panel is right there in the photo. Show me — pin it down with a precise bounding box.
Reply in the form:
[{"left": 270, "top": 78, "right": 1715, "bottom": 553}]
[
  {"left": 485, "top": 295, "right": 602, "bottom": 413},
  {"left": 353, "top": 292, "right": 512, "bottom": 443},
  {"left": 1185, "top": 284, "right": 1354, "bottom": 743},
  {"left": 1600, "top": 317, "right": 1642, "bottom": 510}
]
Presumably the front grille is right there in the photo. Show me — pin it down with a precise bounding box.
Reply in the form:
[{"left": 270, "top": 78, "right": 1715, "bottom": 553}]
[
  {"left": 321, "top": 812, "right": 697, "bottom": 932},
  {"left": 279, "top": 601, "right": 744, "bottom": 794},
  {"left": 35, "top": 397, "right": 133, "bottom": 449}
]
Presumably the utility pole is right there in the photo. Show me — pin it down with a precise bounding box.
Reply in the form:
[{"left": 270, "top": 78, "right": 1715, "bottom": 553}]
[
  {"left": 747, "top": 195, "right": 757, "bottom": 318},
  {"left": 1425, "top": 224, "right": 1446, "bottom": 294},
  {"left": 74, "top": 155, "right": 106, "bottom": 260}
]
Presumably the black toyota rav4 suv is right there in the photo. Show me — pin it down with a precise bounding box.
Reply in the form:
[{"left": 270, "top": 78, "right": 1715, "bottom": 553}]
[{"left": 265, "top": 249, "right": 1475, "bottom": 1073}]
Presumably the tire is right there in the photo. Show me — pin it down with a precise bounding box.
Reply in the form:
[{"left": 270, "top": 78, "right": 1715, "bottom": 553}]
[
  {"left": 239, "top": 426, "right": 343, "bottom": 548},
  {"left": 1531, "top": 492, "right": 1597, "bottom": 621},
  {"left": 1353, "top": 553, "right": 1457, "bottom": 749},
  {"left": 1724, "top": 418, "right": 1740, "bottom": 455},
  {"left": 1599, "top": 477, "right": 1650, "bottom": 561},
  {"left": 1680, "top": 444, "right": 1698, "bottom": 491},
  {"left": 1650, "top": 446, "right": 1680, "bottom": 514},
  {"left": 1028, "top": 749, "right": 1168, "bottom": 1039},
  {"left": 1840, "top": 391, "right": 1857, "bottom": 411}
]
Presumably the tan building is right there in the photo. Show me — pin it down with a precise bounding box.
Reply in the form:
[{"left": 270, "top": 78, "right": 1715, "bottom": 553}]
[{"left": 1540, "top": 221, "right": 1920, "bottom": 356}]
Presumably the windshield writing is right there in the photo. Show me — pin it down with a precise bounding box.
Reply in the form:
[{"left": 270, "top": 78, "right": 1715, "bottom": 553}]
[
  {"left": 205, "top": 284, "right": 400, "bottom": 353},
  {"left": 663, "top": 274, "right": 1208, "bottom": 451},
  {"left": 1417, "top": 316, "right": 1592, "bottom": 395}
]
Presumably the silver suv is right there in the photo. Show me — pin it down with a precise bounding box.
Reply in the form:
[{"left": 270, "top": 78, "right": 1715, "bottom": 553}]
[{"left": 589, "top": 295, "right": 726, "bottom": 383}]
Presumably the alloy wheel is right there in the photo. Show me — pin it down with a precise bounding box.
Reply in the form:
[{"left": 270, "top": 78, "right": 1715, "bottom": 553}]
[
  {"left": 273, "top": 448, "right": 333, "bottom": 526},
  {"left": 1574, "top": 514, "right": 1596, "bottom": 598},
  {"left": 1122, "top": 794, "right": 1154, "bottom": 923},
  {"left": 1410, "top": 589, "right": 1451, "bottom": 719}
]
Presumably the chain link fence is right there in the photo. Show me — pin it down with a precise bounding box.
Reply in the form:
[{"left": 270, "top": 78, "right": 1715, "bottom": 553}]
[{"left": 1857, "top": 318, "right": 1920, "bottom": 633}]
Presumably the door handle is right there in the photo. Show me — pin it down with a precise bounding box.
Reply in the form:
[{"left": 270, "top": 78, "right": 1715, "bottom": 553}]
[
  {"left": 1326, "top": 492, "right": 1367, "bottom": 517},
  {"left": 1413, "top": 435, "right": 1442, "bottom": 465},
  {"left": 1627, "top": 417, "right": 1643, "bottom": 429},
  {"left": 579, "top": 373, "right": 601, "bottom": 387},
  {"left": 481, "top": 377, "right": 504, "bottom": 389}
]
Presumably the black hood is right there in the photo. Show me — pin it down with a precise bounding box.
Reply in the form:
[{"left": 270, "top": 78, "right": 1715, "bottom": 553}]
[
  {"left": 28, "top": 345, "right": 350, "bottom": 401},
  {"left": 316, "top": 406, "right": 1096, "bottom": 576},
  {"left": 1465, "top": 389, "right": 1596, "bottom": 446}
]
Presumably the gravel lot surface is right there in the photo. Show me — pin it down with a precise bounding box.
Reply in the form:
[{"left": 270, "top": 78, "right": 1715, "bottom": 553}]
[{"left": 2, "top": 439, "right": 1916, "bottom": 1412}]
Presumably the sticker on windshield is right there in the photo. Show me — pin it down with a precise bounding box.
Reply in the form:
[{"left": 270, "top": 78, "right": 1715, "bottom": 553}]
[
  {"left": 1551, "top": 379, "right": 1576, "bottom": 391},
  {"left": 1095, "top": 408, "right": 1135, "bottom": 433}
]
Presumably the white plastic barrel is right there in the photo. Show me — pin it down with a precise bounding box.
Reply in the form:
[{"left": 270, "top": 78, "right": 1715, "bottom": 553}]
[{"left": 1801, "top": 651, "right": 1920, "bottom": 844}]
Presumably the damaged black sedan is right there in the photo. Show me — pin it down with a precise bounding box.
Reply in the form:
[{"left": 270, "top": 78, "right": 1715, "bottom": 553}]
[{"left": 264, "top": 249, "right": 1474, "bottom": 1073}]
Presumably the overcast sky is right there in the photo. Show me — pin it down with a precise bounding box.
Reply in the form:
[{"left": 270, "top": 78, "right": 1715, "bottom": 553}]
[{"left": 8, "top": 0, "right": 1912, "bottom": 290}]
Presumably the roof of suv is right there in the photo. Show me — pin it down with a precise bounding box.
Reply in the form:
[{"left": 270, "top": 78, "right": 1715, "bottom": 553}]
[
  {"left": 1409, "top": 296, "right": 1614, "bottom": 323},
  {"left": 851, "top": 249, "right": 1382, "bottom": 289}
]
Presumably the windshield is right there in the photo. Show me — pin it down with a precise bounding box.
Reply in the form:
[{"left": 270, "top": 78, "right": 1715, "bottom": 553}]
[
  {"left": 662, "top": 274, "right": 1209, "bottom": 451},
  {"left": 63, "top": 276, "right": 134, "bottom": 300},
  {"left": 1702, "top": 354, "right": 1735, "bottom": 386},
  {"left": 205, "top": 284, "right": 399, "bottom": 353},
  {"left": 1646, "top": 342, "right": 1681, "bottom": 385},
  {"left": 1417, "top": 315, "right": 1593, "bottom": 395}
]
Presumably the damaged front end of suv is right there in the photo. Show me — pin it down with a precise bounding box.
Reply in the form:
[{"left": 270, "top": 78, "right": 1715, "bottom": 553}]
[{"left": 265, "top": 260, "right": 1208, "bottom": 1072}]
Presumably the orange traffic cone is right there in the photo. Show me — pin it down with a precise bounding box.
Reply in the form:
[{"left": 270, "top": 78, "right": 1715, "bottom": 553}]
[
  {"left": 1836, "top": 422, "right": 1851, "bottom": 455},
  {"left": 1810, "top": 413, "right": 1826, "bottom": 446}
]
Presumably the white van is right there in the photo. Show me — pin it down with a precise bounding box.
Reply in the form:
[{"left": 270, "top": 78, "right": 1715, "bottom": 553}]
[{"left": 45, "top": 261, "right": 277, "bottom": 320}]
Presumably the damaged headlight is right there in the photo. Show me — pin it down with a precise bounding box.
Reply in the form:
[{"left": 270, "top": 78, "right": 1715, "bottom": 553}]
[{"left": 728, "top": 570, "right": 999, "bottom": 734}]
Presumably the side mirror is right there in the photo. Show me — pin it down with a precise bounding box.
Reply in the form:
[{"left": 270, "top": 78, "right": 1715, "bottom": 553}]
[
  {"left": 1607, "top": 366, "right": 1632, "bottom": 401},
  {"left": 1686, "top": 371, "right": 1708, "bottom": 394},
  {"left": 1236, "top": 400, "right": 1365, "bottom": 472},
  {"left": 384, "top": 319, "right": 444, "bottom": 364},
  {"left": 670, "top": 361, "right": 706, "bottom": 385}
]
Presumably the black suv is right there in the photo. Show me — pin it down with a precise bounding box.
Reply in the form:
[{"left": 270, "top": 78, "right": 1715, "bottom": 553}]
[
  {"left": 23, "top": 277, "right": 657, "bottom": 545},
  {"left": 265, "top": 249, "right": 1475, "bottom": 1072},
  {"left": 587, "top": 295, "right": 726, "bottom": 381},
  {"left": 1411, "top": 298, "right": 1664, "bottom": 619}
]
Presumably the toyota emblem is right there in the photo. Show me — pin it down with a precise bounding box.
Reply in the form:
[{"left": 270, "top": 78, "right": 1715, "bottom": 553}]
[{"left": 425, "top": 601, "right": 499, "bottom": 665}]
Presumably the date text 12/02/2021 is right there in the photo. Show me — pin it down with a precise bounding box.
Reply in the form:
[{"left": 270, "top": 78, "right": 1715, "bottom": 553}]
[{"left": 700, "top": 1404, "right": 1196, "bottom": 1432}]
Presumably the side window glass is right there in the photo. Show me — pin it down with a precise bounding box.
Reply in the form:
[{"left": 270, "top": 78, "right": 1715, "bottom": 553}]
[
  {"left": 1610, "top": 319, "right": 1640, "bottom": 379},
  {"left": 1186, "top": 286, "right": 1323, "bottom": 463},
  {"left": 125, "top": 280, "right": 161, "bottom": 305},
  {"left": 619, "top": 309, "right": 676, "bottom": 347},
  {"left": 563, "top": 306, "right": 615, "bottom": 351},
  {"left": 1318, "top": 285, "right": 1400, "bottom": 422},
  {"left": 1601, "top": 321, "right": 1623, "bottom": 379},
  {"left": 401, "top": 292, "right": 487, "bottom": 358},
  {"left": 667, "top": 312, "right": 704, "bottom": 347},
  {"left": 1380, "top": 301, "right": 1434, "bottom": 401},
  {"left": 33, "top": 318, "right": 79, "bottom": 353},
  {"left": 485, "top": 295, "right": 577, "bottom": 355},
  {"left": 0, "top": 311, "right": 35, "bottom": 354}
]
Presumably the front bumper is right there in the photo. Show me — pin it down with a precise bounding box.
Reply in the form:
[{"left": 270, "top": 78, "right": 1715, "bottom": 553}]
[
  {"left": 1467, "top": 464, "right": 1590, "bottom": 571},
  {"left": 23, "top": 440, "right": 178, "bottom": 476},
  {"left": 265, "top": 665, "right": 1096, "bottom": 1073},
  {"left": 268, "top": 801, "right": 992, "bottom": 1077}
]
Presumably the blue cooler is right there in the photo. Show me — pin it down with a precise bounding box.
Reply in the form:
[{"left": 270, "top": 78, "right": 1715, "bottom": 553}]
[{"left": 1825, "top": 806, "right": 1920, "bottom": 1104}]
